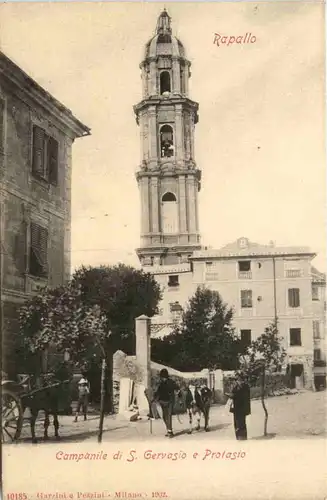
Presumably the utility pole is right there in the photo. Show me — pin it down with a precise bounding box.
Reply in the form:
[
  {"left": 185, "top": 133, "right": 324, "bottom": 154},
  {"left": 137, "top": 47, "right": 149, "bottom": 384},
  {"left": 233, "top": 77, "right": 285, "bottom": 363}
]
[{"left": 272, "top": 256, "right": 278, "bottom": 326}]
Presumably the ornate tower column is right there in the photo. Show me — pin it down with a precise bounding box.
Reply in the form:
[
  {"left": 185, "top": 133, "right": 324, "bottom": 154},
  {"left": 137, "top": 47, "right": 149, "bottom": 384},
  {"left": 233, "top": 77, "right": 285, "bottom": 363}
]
[{"left": 135, "top": 10, "right": 202, "bottom": 267}]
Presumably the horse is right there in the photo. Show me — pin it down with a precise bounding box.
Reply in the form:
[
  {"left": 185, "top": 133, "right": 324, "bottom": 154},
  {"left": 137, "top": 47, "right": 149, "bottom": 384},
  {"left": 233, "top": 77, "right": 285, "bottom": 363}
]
[
  {"left": 19, "top": 373, "right": 70, "bottom": 444},
  {"left": 185, "top": 384, "right": 212, "bottom": 434}
]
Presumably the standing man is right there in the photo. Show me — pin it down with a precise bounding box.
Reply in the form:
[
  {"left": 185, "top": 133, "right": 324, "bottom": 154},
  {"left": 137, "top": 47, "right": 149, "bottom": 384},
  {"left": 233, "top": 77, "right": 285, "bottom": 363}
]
[
  {"left": 74, "top": 373, "right": 90, "bottom": 422},
  {"left": 228, "top": 372, "right": 251, "bottom": 440},
  {"left": 154, "top": 369, "right": 180, "bottom": 438}
]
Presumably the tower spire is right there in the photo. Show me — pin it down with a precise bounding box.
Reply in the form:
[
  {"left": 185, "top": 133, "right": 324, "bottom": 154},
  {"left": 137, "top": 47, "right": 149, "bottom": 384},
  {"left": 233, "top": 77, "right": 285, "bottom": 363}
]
[
  {"left": 156, "top": 9, "right": 172, "bottom": 34},
  {"left": 135, "top": 12, "right": 202, "bottom": 267}
]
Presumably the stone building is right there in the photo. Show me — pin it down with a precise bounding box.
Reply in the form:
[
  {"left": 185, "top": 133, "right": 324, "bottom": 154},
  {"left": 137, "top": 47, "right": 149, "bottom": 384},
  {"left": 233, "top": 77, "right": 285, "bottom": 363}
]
[
  {"left": 134, "top": 11, "right": 326, "bottom": 391},
  {"left": 0, "top": 51, "right": 90, "bottom": 373}
]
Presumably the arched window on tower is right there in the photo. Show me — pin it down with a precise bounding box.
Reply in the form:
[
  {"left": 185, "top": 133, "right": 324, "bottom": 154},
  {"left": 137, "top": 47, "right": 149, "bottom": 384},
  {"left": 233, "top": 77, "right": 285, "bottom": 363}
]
[
  {"left": 157, "top": 34, "right": 172, "bottom": 44},
  {"left": 160, "top": 71, "right": 171, "bottom": 94},
  {"left": 161, "top": 192, "right": 178, "bottom": 234},
  {"left": 160, "top": 125, "right": 174, "bottom": 158}
]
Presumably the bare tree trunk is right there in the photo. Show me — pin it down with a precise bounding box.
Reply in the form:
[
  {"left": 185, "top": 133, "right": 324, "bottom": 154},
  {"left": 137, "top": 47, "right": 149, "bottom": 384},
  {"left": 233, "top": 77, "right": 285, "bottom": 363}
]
[
  {"left": 261, "top": 367, "right": 268, "bottom": 436},
  {"left": 105, "top": 337, "right": 114, "bottom": 414}
]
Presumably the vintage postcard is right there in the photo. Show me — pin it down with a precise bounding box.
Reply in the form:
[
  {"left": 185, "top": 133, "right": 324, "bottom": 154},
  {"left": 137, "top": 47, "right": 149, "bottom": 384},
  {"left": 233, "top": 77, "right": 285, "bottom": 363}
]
[{"left": 0, "top": 1, "right": 326, "bottom": 499}]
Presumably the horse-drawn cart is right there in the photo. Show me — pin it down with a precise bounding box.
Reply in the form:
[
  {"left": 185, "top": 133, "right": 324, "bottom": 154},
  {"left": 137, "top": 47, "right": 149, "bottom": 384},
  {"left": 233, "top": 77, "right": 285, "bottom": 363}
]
[
  {"left": 2, "top": 373, "right": 71, "bottom": 444},
  {"left": 2, "top": 378, "right": 24, "bottom": 443}
]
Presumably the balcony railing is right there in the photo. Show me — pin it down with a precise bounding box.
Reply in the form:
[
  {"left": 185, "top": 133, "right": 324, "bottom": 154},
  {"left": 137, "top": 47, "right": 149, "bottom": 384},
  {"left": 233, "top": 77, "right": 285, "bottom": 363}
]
[
  {"left": 238, "top": 271, "right": 252, "bottom": 280},
  {"left": 285, "top": 269, "right": 302, "bottom": 278},
  {"left": 205, "top": 272, "right": 219, "bottom": 281}
]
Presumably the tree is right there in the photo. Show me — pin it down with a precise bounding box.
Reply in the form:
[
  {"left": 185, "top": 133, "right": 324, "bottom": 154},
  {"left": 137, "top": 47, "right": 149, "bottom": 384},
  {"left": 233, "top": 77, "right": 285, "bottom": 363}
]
[
  {"left": 19, "top": 282, "right": 108, "bottom": 374},
  {"left": 152, "top": 286, "right": 241, "bottom": 371},
  {"left": 71, "top": 264, "right": 162, "bottom": 412},
  {"left": 241, "top": 320, "right": 286, "bottom": 436},
  {"left": 71, "top": 264, "right": 161, "bottom": 351},
  {"left": 19, "top": 264, "right": 162, "bottom": 413}
]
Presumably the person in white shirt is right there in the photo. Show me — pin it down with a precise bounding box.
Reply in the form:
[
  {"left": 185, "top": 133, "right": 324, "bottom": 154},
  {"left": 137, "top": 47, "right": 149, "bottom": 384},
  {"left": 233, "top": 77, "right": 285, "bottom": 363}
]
[{"left": 74, "top": 374, "right": 90, "bottom": 422}]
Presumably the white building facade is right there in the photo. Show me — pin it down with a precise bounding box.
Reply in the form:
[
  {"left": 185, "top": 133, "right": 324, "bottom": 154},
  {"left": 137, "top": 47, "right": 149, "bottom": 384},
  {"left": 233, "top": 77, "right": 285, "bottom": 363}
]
[{"left": 134, "top": 11, "right": 326, "bottom": 391}]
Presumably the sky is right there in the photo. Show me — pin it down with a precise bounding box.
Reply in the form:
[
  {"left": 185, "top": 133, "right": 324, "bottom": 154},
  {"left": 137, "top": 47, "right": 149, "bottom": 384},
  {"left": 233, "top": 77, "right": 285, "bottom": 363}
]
[{"left": 0, "top": 1, "right": 325, "bottom": 271}]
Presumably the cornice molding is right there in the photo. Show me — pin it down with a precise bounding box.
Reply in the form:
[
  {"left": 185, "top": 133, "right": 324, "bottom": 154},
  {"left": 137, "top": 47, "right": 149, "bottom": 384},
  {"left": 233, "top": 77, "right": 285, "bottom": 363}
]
[{"left": 0, "top": 52, "right": 90, "bottom": 139}]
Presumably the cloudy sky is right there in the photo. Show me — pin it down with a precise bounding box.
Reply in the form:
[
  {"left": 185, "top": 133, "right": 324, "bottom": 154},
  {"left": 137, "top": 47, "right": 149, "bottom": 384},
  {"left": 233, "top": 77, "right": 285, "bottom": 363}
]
[{"left": 1, "top": 1, "right": 325, "bottom": 271}]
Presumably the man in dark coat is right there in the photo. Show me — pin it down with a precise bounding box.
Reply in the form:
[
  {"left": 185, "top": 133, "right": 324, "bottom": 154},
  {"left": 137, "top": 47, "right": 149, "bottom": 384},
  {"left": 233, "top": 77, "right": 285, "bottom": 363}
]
[
  {"left": 228, "top": 373, "right": 251, "bottom": 440},
  {"left": 154, "top": 369, "right": 180, "bottom": 438}
]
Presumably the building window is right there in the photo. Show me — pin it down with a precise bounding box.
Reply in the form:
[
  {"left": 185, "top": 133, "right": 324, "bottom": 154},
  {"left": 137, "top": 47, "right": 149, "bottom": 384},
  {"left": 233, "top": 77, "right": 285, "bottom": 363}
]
[
  {"left": 290, "top": 328, "right": 301, "bottom": 346},
  {"left": 29, "top": 222, "right": 48, "bottom": 278},
  {"left": 238, "top": 260, "right": 252, "bottom": 279},
  {"left": 288, "top": 288, "right": 300, "bottom": 308},
  {"left": 313, "top": 321, "right": 320, "bottom": 339},
  {"left": 160, "top": 125, "right": 174, "bottom": 157},
  {"left": 160, "top": 71, "right": 171, "bottom": 94},
  {"left": 161, "top": 192, "right": 178, "bottom": 234},
  {"left": 314, "top": 349, "right": 321, "bottom": 361},
  {"left": 205, "top": 261, "right": 219, "bottom": 281},
  {"left": 170, "top": 301, "right": 182, "bottom": 323},
  {"left": 32, "top": 125, "right": 58, "bottom": 185},
  {"left": 240, "top": 329, "right": 252, "bottom": 347},
  {"left": 241, "top": 290, "right": 252, "bottom": 308},
  {"left": 312, "top": 285, "right": 319, "bottom": 301},
  {"left": 238, "top": 261, "right": 251, "bottom": 272},
  {"left": 168, "top": 275, "right": 179, "bottom": 288}
]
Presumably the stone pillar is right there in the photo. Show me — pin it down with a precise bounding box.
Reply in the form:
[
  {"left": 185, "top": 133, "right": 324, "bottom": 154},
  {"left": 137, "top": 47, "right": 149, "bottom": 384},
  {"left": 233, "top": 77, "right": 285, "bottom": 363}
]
[
  {"left": 172, "top": 57, "right": 181, "bottom": 94},
  {"left": 140, "top": 176, "right": 150, "bottom": 235},
  {"left": 151, "top": 177, "right": 159, "bottom": 234},
  {"left": 187, "top": 177, "right": 196, "bottom": 234},
  {"left": 139, "top": 112, "right": 144, "bottom": 162},
  {"left": 141, "top": 68, "right": 147, "bottom": 98},
  {"left": 149, "top": 108, "right": 157, "bottom": 160},
  {"left": 135, "top": 315, "right": 151, "bottom": 390},
  {"left": 135, "top": 315, "right": 151, "bottom": 414},
  {"left": 175, "top": 106, "right": 183, "bottom": 160},
  {"left": 178, "top": 175, "right": 187, "bottom": 233},
  {"left": 185, "top": 65, "right": 190, "bottom": 96},
  {"left": 149, "top": 61, "right": 157, "bottom": 96},
  {"left": 194, "top": 182, "right": 199, "bottom": 234}
]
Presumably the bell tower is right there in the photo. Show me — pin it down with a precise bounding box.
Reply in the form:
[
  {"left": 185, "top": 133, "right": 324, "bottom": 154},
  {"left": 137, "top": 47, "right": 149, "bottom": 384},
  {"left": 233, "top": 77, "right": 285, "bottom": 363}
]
[{"left": 135, "top": 10, "right": 202, "bottom": 267}]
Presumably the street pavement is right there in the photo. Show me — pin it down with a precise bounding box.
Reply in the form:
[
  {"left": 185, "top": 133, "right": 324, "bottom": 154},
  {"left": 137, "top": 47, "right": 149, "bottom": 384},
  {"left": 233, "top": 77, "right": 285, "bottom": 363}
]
[{"left": 17, "top": 390, "right": 326, "bottom": 443}]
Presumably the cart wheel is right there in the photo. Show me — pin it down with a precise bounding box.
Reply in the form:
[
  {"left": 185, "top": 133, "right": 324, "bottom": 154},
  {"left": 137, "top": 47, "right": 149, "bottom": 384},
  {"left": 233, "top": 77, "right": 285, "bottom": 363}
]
[{"left": 2, "top": 390, "right": 23, "bottom": 443}]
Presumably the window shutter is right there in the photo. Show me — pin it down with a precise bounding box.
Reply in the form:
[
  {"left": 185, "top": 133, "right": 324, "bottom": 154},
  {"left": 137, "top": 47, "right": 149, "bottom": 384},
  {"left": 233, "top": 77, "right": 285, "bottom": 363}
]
[
  {"left": 30, "top": 223, "right": 48, "bottom": 276},
  {"left": 32, "top": 126, "right": 45, "bottom": 177},
  {"left": 288, "top": 288, "right": 300, "bottom": 307},
  {"left": 313, "top": 321, "right": 320, "bottom": 339},
  {"left": 48, "top": 136, "right": 59, "bottom": 185}
]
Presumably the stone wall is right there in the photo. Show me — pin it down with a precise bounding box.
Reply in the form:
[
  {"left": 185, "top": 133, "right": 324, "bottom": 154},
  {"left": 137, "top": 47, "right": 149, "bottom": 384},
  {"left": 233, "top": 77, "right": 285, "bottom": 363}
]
[
  {"left": 113, "top": 349, "right": 216, "bottom": 414},
  {"left": 223, "top": 371, "right": 293, "bottom": 400}
]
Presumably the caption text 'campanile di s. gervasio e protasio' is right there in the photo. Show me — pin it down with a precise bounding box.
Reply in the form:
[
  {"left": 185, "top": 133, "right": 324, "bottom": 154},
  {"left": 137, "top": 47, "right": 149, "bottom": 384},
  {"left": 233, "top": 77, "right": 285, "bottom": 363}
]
[{"left": 134, "top": 10, "right": 202, "bottom": 269}]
